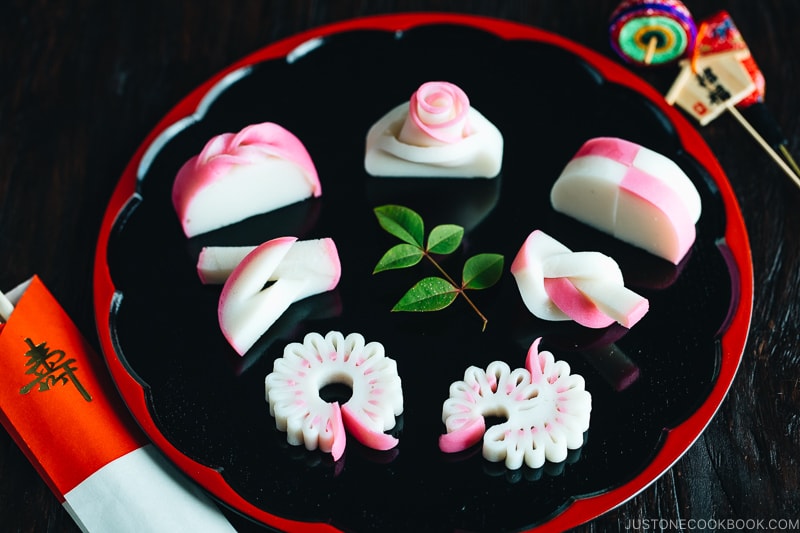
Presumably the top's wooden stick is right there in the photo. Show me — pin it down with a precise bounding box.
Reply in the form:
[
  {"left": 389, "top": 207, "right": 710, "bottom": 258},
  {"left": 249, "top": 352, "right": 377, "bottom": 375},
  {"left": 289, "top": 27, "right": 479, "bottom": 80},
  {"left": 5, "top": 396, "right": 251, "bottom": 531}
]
[{"left": 644, "top": 36, "right": 658, "bottom": 64}]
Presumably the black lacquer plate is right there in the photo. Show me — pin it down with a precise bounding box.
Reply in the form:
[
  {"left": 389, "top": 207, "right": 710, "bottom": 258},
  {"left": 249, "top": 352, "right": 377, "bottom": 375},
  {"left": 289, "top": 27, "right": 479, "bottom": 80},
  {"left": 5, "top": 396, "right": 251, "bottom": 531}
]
[{"left": 94, "top": 14, "right": 752, "bottom": 533}]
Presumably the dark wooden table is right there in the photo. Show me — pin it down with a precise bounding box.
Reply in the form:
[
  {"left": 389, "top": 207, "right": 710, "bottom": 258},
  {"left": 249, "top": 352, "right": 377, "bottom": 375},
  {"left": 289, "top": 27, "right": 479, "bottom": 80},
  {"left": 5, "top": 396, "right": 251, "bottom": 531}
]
[{"left": 2, "top": 1, "right": 798, "bottom": 531}]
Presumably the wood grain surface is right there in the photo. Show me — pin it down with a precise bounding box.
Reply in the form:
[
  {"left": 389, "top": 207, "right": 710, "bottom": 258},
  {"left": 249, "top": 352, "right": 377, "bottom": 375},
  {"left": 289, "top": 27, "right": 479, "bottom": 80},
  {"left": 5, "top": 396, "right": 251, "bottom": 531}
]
[{"left": 1, "top": 1, "right": 798, "bottom": 531}]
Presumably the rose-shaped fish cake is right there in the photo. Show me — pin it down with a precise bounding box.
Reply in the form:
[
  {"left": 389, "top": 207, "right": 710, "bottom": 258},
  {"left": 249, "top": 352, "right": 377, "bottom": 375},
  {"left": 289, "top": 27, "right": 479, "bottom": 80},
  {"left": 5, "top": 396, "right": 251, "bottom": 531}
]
[
  {"left": 397, "top": 81, "right": 471, "bottom": 145},
  {"left": 364, "top": 81, "right": 503, "bottom": 178}
]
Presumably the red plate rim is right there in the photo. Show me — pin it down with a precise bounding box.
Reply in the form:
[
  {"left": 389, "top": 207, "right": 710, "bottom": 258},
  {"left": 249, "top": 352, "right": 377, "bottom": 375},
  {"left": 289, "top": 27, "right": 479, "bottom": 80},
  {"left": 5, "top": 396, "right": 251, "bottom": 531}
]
[{"left": 93, "top": 12, "right": 754, "bottom": 532}]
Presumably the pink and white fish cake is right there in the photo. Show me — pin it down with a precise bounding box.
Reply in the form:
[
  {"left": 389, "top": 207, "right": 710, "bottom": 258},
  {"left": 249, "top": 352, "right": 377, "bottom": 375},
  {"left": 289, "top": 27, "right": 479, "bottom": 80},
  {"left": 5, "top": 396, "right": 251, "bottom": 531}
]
[
  {"left": 439, "top": 338, "right": 591, "bottom": 470},
  {"left": 172, "top": 122, "right": 321, "bottom": 237},
  {"left": 364, "top": 81, "right": 503, "bottom": 178},
  {"left": 550, "top": 137, "right": 702, "bottom": 264},
  {"left": 511, "top": 230, "right": 649, "bottom": 329},
  {"left": 265, "top": 331, "right": 403, "bottom": 461},
  {"left": 218, "top": 237, "right": 341, "bottom": 356}
]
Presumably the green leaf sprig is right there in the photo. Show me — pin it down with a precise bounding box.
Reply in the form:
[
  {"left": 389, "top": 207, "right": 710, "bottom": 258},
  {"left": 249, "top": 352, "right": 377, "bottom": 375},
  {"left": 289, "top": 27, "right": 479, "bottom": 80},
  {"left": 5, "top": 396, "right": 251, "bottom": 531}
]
[{"left": 373, "top": 204, "right": 504, "bottom": 331}]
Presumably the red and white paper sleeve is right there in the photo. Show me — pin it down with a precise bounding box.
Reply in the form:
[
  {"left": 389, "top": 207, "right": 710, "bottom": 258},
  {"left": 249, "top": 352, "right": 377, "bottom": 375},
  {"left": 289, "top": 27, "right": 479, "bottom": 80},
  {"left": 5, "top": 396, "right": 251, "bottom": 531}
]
[{"left": 0, "top": 276, "right": 235, "bottom": 532}]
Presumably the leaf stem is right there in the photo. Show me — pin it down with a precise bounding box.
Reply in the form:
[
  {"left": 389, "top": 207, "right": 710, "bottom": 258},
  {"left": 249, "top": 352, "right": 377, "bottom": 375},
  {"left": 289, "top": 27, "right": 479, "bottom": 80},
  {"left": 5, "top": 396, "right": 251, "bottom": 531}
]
[{"left": 424, "top": 252, "right": 488, "bottom": 331}]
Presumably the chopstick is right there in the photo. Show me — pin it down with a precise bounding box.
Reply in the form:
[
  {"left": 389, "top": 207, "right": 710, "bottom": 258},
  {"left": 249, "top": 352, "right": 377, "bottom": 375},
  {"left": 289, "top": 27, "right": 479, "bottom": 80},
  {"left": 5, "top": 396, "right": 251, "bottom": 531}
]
[
  {"left": 726, "top": 103, "right": 800, "bottom": 190},
  {"left": 0, "top": 289, "right": 14, "bottom": 323}
]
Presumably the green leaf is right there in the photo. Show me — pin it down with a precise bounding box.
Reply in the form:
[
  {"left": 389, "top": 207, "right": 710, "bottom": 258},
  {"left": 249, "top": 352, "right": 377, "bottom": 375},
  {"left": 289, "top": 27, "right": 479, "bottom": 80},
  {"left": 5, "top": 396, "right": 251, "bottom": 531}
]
[
  {"left": 374, "top": 244, "right": 424, "bottom": 273},
  {"left": 392, "top": 277, "right": 458, "bottom": 312},
  {"left": 426, "top": 224, "right": 464, "bottom": 254},
  {"left": 374, "top": 205, "right": 424, "bottom": 247},
  {"left": 462, "top": 253, "right": 505, "bottom": 290}
]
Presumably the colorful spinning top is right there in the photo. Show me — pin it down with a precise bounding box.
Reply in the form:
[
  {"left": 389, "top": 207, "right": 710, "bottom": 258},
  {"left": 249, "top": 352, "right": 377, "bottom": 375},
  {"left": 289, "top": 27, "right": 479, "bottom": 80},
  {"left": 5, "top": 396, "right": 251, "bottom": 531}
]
[{"left": 609, "top": 0, "right": 697, "bottom": 65}]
